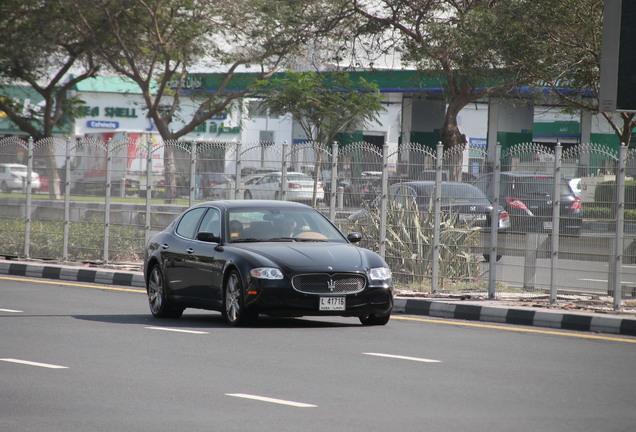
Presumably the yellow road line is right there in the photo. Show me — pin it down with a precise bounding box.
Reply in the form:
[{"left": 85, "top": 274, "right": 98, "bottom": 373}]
[
  {"left": 392, "top": 315, "right": 636, "bottom": 344},
  {"left": 0, "top": 275, "right": 145, "bottom": 293}
]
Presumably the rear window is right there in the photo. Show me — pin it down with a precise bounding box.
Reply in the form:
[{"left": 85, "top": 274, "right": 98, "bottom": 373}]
[
  {"left": 509, "top": 177, "right": 572, "bottom": 196},
  {"left": 391, "top": 183, "right": 491, "bottom": 206}
]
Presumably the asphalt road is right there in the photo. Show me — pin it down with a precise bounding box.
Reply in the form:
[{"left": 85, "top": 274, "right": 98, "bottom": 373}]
[
  {"left": 484, "top": 255, "right": 636, "bottom": 294},
  {"left": 2, "top": 276, "right": 636, "bottom": 432}
]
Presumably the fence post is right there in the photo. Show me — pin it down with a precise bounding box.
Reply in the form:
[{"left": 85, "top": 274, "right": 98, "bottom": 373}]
[
  {"left": 379, "top": 143, "right": 389, "bottom": 260},
  {"left": 431, "top": 142, "right": 443, "bottom": 293},
  {"left": 329, "top": 141, "right": 339, "bottom": 221},
  {"left": 281, "top": 141, "right": 289, "bottom": 201},
  {"left": 145, "top": 143, "right": 154, "bottom": 246},
  {"left": 611, "top": 143, "right": 627, "bottom": 310},
  {"left": 487, "top": 143, "right": 501, "bottom": 298},
  {"left": 24, "top": 136, "right": 34, "bottom": 259},
  {"left": 63, "top": 137, "right": 72, "bottom": 262},
  {"left": 234, "top": 141, "right": 242, "bottom": 199},
  {"left": 549, "top": 142, "right": 563, "bottom": 304},
  {"left": 189, "top": 141, "right": 197, "bottom": 206},
  {"left": 104, "top": 138, "right": 112, "bottom": 264}
]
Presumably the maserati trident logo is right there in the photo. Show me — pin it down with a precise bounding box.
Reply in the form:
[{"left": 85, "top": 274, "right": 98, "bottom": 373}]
[{"left": 327, "top": 279, "right": 336, "bottom": 292}]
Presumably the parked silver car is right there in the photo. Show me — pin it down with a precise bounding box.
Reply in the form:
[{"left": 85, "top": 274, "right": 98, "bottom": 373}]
[
  {"left": 244, "top": 171, "right": 324, "bottom": 202},
  {"left": 0, "top": 163, "right": 41, "bottom": 192}
]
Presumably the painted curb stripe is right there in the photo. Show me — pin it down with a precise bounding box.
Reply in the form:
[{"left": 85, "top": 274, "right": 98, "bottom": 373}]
[{"left": 399, "top": 299, "right": 636, "bottom": 337}]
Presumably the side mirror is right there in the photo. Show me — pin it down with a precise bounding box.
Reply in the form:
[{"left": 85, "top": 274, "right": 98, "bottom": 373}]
[
  {"left": 347, "top": 232, "right": 362, "bottom": 243},
  {"left": 196, "top": 231, "right": 221, "bottom": 243}
]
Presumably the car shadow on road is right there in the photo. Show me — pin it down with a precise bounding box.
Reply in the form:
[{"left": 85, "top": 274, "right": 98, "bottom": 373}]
[{"left": 72, "top": 313, "right": 361, "bottom": 328}]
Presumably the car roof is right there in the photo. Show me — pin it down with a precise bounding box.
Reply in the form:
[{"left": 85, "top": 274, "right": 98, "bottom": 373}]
[
  {"left": 498, "top": 172, "right": 555, "bottom": 178},
  {"left": 191, "top": 199, "right": 313, "bottom": 210},
  {"left": 396, "top": 181, "right": 477, "bottom": 187}
]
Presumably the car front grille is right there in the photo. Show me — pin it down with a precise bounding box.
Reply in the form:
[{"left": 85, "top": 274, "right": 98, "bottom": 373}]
[{"left": 292, "top": 274, "right": 366, "bottom": 295}]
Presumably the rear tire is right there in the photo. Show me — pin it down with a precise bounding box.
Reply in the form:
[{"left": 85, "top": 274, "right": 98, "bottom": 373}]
[
  {"left": 244, "top": 190, "right": 253, "bottom": 199},
  {"left": 147, "top": 264, "right": 184, "bottom": 318}
]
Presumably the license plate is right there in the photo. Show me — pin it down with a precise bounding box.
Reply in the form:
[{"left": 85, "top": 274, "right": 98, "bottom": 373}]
[
  {"left": 459, "top": 213, "right": 486, "bottom": 222},
  {"left": 319, "top": 297, "right": 345, "bottom": 311}
]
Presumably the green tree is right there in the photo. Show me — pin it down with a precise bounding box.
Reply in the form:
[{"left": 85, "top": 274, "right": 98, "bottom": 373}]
[
  {"left": 494, "top": 0, "right": 635, "bottom": 147},
  {"left": 350, "top": 0, "right": 526, "bottom": 166},
  {"left": 66, "top": 0, "right": 349, "bottom": 202},
  {"left": 255, "top": 70, "right": 385, "bottom": 205},
  {"left": 0, "top": 0, "right": 100, "bottom": 198}
]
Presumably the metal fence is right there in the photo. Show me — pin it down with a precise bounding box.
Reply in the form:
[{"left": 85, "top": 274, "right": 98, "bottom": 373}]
[{"left": 1, "top": 135, "right": 634, "bottom": 309}]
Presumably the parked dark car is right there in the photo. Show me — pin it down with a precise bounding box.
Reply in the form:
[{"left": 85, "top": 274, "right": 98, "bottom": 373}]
[
  {"left": 350, "top": 181, "right": 510, "bottom": 232},
  {"left": 472, "top": 172, "right": 582, "bottom": 235},
  {"left": 144, "top": 200, "right": 394, "bottom": 326}
]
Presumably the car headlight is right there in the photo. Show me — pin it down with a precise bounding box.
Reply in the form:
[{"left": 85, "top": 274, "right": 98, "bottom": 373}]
[
  {"left": 369, "top": 267, "right": 392, "bottom": 281},
  {"left": 250, "top": 267, "right": 284, "bottom": 280}
]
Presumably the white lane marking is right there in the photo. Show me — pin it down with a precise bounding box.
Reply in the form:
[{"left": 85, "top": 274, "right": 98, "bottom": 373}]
[
  {"left": 0, "top": 358, "right": 68, "bottom": 369},
  {"left": 0, "top": 308, "right": 23, "bottom": 313},
  {"left": 145, "top": 326, "right": 209, "bottom": 335},
  {"left": 226, "top": 393, "right": 317, "bottom": 408},
  {"left": 363, "top": 352, "right": 442, "bottom": 363},
  {"left": 579, "top": 278, "right": 634, "bottom": 284}
]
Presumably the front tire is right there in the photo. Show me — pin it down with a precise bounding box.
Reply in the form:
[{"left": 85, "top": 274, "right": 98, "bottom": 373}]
[
  {"left": 147, "top": 264, "right": 184, "bottom": 318},
  {"left": 244, "top": 190, "right": 253, "bottom": 199},
  {"left": 223, "top": 270, "right": 257, "bottom": 326},
  {"left": 359, "top": 312, "right": 390, "bottom": 326}
]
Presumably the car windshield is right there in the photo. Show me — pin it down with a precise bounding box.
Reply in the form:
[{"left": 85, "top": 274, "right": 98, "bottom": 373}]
[
  {"left": 510, "top": 177, "right": 572, "bottom": 196},
  {"left": 392, "top": 183, "right": 491, "bottom": 206},
  {"left": 226, "top": 207, "right": 346, "bottom": 243}
]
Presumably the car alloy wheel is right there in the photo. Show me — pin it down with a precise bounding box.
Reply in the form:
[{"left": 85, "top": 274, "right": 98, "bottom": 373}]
[
  {"left": 224, "top": 270, "right": 256, "bottom": 326},
  {"left": 147, "top": 265, "right": 183, "bottom": 318}
]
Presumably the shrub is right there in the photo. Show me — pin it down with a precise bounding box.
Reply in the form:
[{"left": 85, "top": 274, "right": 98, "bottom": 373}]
[
  {"left": 0, "top": 216, "right": 145, "bottom": 262},
  {"left": 348, "top": 203, "right": 481, "bottom": 287},
  {"left": 594, "top": 180, "right": 636, "bottom": 210}
]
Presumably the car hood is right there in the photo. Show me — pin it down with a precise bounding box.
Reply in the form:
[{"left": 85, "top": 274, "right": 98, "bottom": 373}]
[{"left": 238, "top": 242, "right": 366, "bottom": 272}]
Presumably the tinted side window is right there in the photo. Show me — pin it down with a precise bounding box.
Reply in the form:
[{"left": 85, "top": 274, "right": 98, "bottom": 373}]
[
  {"left": 198, "top": 208, "right": 221, "bottom": 236},
  {"left": 175, "top": 207, "right": 207, "bottom": 239}
]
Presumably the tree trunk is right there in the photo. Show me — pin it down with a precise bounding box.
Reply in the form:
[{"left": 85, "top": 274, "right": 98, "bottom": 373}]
[{"left": 440, "top": 99, "right": 469, "bottom": 181}]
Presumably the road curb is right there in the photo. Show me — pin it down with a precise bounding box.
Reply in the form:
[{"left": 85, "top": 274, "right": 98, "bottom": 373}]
[
  {"left": 393, "top": 298, "right": 636, "bottom": 337},
  {"left": 0, "top": 260, "right": 146, "bottom": 289},
  {"left": 2, "top": 259, "right": 635, "bottom": 337}
]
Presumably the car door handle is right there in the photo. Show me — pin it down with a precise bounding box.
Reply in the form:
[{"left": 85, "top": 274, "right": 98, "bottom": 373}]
[
  {"left": 161, "top": 244, "right": 169, "bottom": 250},
  {"left": 186, "top": 248, "right": 194, "bottom": 254}
]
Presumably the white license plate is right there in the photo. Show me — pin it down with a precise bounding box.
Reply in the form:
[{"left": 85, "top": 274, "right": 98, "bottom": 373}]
[
  {"left": 319, "top": 297, "right": 345, "bottom": 311},
  {"left": 459, "top": 213, "right": 486, "bottom": 221}
]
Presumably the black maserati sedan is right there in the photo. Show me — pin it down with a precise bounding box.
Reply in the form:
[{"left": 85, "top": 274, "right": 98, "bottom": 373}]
[{"left": 144, "top": 200, "right": 394, "bottom": 326}]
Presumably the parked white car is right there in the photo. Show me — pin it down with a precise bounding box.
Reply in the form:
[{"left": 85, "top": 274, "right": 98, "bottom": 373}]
[
  {"left": 0, "top": 163, "right": 41, "bottom": 192},
  {"left": 244, "top": 171, "right": 324, "bottom": 202}
]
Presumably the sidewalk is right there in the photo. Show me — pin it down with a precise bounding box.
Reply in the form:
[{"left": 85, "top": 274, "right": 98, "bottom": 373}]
[{"left": 2, "top": 258, "right": 635, "bottom": 337}]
